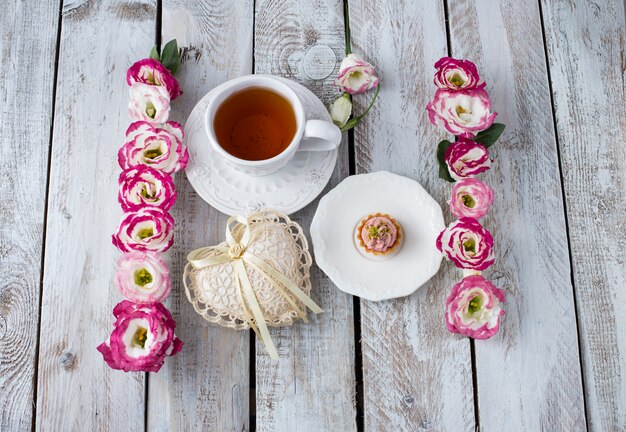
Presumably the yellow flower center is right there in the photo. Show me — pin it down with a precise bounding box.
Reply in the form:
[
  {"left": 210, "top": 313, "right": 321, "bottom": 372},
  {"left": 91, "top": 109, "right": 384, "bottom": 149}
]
[
  {"left": 145, "top": 101, "right": 157, "bottom": 119},
  {"left": 134, "top": 268, "right": 153, "bottom": 287},
  {"left": 467, "top": 295, "right": 483, "bottom": 315},
  {"left": 463, "top": 239, "right": 476, "bottom": 253},
  {"left": 140, "top": 185, "right": 156, "bottom": 199},
  {"left": 462, "top": 194, "right": 476, "bottom": 208},
  {"left": 132, "top": 327, "right": 148, "bottom": 349},
  {"left": 143, "top": 147, "right": 163, "bottom": 160},
  {"left": 137, "top": 227, "right": 154, "bottom": 240},
  {"left": 449, "top": 73, "right": 465, "bottom": 87}
]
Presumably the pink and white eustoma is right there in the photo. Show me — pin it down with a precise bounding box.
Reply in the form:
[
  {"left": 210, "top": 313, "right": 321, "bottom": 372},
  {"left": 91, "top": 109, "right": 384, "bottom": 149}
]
[
  {"left": 128, "top": 82, "right": 171, "bottom": 124},
  {"left": 127, "top": 58, "right": 181, "bottom": 100},
  {"left": 445, "top": 138, "right": 492, "bottom": 180},
  {"left": 119, "top": 121, "right": 188, "bottom": 174},
  {"left": 112, "top": 207, "right": 174, "bottom": 253},
  {"left": 436, "top": 217, "right": 495, "bottom": 271},
  {"left": 334, "top": 53, "right": 379, "bottom": 95},
  {"left": 426, "top": 88, "right": 496, "bottom": 137},
  {"left": 118, "top": 165, "right": 177, "bottom": 212},
  {"left": 445, "top": 275, "right": 505, "bottom": 339},
  {"left": 115, "top": 252, "right": 171, "bottom": 303},
  {"left": 449, "top": 178, "right": 494, "bottom": 219},
  {"left": 434, "top": 57, "right": 485, "bottom": 91},
  {"left": 97, "top": 301, "right": 183, "bottom": 372}
]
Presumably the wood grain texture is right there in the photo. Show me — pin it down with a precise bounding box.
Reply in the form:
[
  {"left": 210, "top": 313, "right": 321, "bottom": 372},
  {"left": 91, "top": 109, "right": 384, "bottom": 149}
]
[
  {"left": 350, "top": 1, "right": 475, "bottom": 430},
  {"left": 0, "top": 1, "right": 59, "bottom": 431},
  {"left": 147, "top": 1, "right": 254, "bottom": 431},
  {"left": 35, "top": 1, "right": 156, "bottom": 430},
  {"left": 447, "top": 0, "right": 586, "bottom": 430},
  {"left": 540, "top": 1, "right": 626, "bottom": 430},
  {"left": 253, "top": 0, "right": 356, "bottom": 430}
]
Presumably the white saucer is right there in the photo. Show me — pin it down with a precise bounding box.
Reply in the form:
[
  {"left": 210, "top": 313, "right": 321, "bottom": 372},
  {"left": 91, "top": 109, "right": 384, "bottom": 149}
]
[
  {"left": 310, "top": 171, "right": 445, "bottom": 302},
  {"left": 184, "top": 75, "right": 338, "bottom": 216}
]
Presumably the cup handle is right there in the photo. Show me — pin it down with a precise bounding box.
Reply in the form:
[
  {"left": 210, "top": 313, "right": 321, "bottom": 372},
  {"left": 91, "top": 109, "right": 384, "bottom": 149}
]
[{"left": 298, "top": 119, "right": 342, "bottom": 152}]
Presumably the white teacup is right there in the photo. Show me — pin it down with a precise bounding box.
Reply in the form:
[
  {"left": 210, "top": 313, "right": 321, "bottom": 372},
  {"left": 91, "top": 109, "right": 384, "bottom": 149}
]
[{"left": 204, "top": 75, "right": 342, "bottom": 176}]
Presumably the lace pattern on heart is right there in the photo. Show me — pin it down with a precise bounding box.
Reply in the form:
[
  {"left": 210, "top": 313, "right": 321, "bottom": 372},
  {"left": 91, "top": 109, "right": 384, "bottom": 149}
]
[{"left": 184, "top": 211, "right": 313, "bottom": 330}]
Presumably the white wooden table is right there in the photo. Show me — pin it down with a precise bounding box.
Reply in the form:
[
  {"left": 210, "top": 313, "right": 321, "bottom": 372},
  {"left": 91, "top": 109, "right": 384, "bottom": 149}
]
[{"left": 1, "top": 0, "right": 624, "bottom": 430}]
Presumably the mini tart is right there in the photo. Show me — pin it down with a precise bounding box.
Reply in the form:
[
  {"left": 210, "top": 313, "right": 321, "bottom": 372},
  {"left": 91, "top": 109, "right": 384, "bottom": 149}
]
[{"left": 354, "top": 213, "right": 403, "bottom": 260}]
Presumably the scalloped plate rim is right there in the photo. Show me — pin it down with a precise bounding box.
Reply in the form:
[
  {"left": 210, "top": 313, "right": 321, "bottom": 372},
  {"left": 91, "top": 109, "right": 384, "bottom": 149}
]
[{"left": 310, "top": 170, "right": 445, "bottom": 302}]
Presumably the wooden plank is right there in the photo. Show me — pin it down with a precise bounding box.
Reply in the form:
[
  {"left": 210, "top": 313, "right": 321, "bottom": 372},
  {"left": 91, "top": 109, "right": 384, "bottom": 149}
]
[
  {"left": 446, "top": 1, "right": 586, "bottom": 430},
  {"left": 349, "top": 1, "right": 475, "bottom": 430},
  {"left": 35, "top": 1, "right": 156, "bottom": 430},
  {"left": 146, "top": 2, "right": 254, "bottom": 431},
  {"left": 540, "top": 1, "right": 626, "bottom": 430},
  {"left": 0, "top": 1, "right": 59, "bottom": 430},
  {"left": 253, "top": 0, "right": 357, "bottom": 430}
]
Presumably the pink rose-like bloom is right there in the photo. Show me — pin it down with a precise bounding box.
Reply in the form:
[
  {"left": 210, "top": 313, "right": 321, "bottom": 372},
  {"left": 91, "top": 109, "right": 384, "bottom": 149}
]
[
  {"left": 449, "top": 178, "right": 494, "bottom": 219},
  {"left": 112, "top": 207, "right": 174, "bottom": 253},
  {"left": 128, "top": 82, "right": 171, "bottom": 124},
  {"left": 445, "top": 138, "right": 491, "bottom": 180},
  {"left": 436, "top": 217, "right": 495, "bottom": 271},
  {"left": 426, "top": 88, "right": 496, "bottom": 136},
  {"left": 119, "top": 121, "right": 188, "bottom": 174},
  {"left": 116, "top": 252, "right": 171, "bottom": 303},
  {"left": 434, "top": 57, "right": 485, "bottom": 91},
  {"left": 445, "top": 275, "right": 505, "bottom": 339},
  {"left": 97, "top": 301, "right": 183, "bottom": 372},
  {"left": 127, "top": 58, "right": 181, "bottom": 100},
  {"left": 118, "top": 165, "right": 177, "bottom": 212},
  {"left": 334, "top": 53, "right": 379, "bottom": 95}
]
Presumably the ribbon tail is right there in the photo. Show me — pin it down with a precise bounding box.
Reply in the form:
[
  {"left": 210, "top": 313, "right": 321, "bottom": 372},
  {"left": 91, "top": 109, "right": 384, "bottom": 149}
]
[
  {"left": 249, "top": 260, "right": 309, "bottom": 323},
  {"left": 234, "top": 273, "right": 260, "bottom": 337},
  {"left": 245, "top": 254, "right": 323, "bottom": 314},
  {"left": 234, "top": 260, "right": 279, "bottom": 360}
]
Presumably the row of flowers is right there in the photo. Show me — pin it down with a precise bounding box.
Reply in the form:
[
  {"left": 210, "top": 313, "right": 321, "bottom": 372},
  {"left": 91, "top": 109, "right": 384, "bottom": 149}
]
[
  {"left": 426, "top": 57, "right": 506, "bottom": 340},
  {"left": 98, "top": 41, "right": 187, "bottom": 372}
]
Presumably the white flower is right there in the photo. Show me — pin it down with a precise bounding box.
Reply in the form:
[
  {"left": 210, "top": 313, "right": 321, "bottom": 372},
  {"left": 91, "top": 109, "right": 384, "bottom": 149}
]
[
  {"left": 330, "top": 93, "right": 352, "bottom": 127},
  {"left": 118, "top": 121, "right": 188, "bottom": 174},
  {"left": 128, "top": 82, "right": 171, "bottom": 124},
  {"left": 115, "top": 252, "right": 171, "bottom": 303},
  {"left": 334, "top": 53, "right": 379, "bottom": 95}
]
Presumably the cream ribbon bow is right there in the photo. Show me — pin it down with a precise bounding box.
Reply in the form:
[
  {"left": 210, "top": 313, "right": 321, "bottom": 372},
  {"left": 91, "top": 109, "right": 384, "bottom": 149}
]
[{"left": 184, "top": 215, "right": 323, "bottom": 360}]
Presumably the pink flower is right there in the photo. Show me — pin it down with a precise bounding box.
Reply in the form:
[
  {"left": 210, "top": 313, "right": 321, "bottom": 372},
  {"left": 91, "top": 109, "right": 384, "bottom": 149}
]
[
  {"left": 434, "top": 57, "right": 485, "bottom": 91},
  {"left": 426, "top": 88, "right": 496, "bottom": 136},
  {"left": 97, "top": 301, "right": 183, "bottom": 372},
  {"left": 128, "top": 82, "right": 171, "bottom": 124},
  {"left": 118, "top": 165, "right": 177, "bottom": 212},
  {"left": 449, "top": 178, "right": 494, "bottom": 219},
  {"left": 115, "top": 252, "right": 171, "bottom": 303},
  {"left": 334, "top": 53, "right": 379, "bottom": 95},
  {"left": 445, "top": 138, "right": 491, "bottom": 180},
  {"left": 436, "top": 218, "right": 494, "bottom": 270},
  {"left": 445, "top": 275, "right": 505, "bottom": 339},
  {"left": 127, "top": 58, "right": 181, "bottom": 100},
  {"left": 112, "top": 208, "right": 174, "bottom": 253},
  {"left": 119, "top": 121, "right": 188, "bottom": 174}
]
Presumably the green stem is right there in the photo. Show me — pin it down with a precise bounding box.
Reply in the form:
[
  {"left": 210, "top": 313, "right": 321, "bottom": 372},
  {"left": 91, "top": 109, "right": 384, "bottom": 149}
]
[
  {"left": 339, "top": 85, "right": 380, "bottom": 132},
  {"left": 355, "top": 84, "right": 380, "bottom": 120},
  {"left": 344, "top": 0, "right": 352, "bottom": 55}
]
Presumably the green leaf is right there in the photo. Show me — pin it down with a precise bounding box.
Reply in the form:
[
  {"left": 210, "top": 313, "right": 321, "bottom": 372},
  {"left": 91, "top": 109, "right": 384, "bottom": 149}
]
[
  {"left": 160, "top": 39, "right": 180, "bottom": 75},
  {"left": 149, "top": 45, "right": 160, "bottom": 61},
  {"left": 436, "top": 139, "right": 455, "bottom": 182},
  {"left": 473, "top": 123, "right": 505, "bottom": 148}
]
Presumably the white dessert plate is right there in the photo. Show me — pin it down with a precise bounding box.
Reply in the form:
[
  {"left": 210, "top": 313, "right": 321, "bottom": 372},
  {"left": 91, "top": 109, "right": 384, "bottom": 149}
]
[
  {"left": 310, "top": 171, "right": 445, "bottom": 301},
  {"left": 184, "top": 75, "right": 338, "bottom": 216}
]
